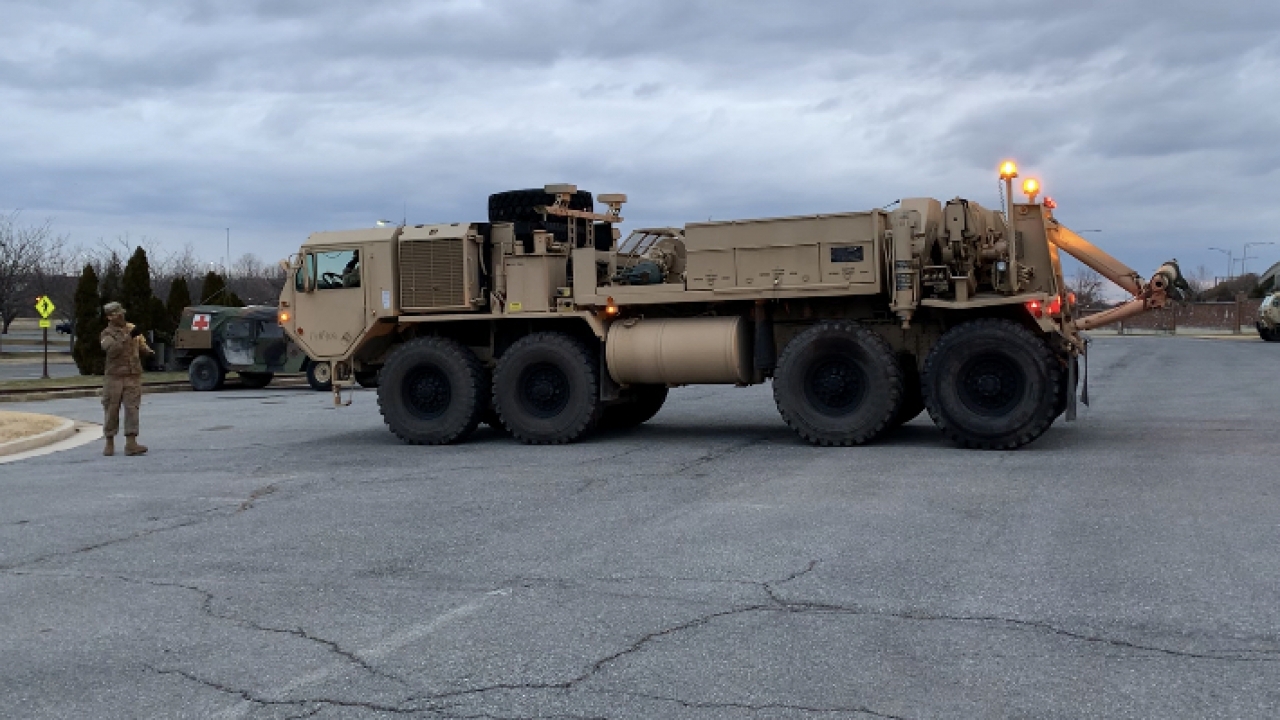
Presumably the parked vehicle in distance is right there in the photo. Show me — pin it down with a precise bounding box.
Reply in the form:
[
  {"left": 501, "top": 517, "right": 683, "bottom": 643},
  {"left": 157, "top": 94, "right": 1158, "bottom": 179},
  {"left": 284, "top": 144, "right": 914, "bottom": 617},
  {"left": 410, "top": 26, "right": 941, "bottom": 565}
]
[{"left": 172, "top": 305, "right": 331, "bottom": 391}]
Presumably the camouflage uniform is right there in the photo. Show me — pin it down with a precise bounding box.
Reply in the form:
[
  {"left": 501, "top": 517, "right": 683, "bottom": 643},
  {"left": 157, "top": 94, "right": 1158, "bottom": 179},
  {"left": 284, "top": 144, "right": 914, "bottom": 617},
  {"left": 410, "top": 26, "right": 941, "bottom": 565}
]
[{"left": 100, "top": 318, "right": 153, "bottom": 449}]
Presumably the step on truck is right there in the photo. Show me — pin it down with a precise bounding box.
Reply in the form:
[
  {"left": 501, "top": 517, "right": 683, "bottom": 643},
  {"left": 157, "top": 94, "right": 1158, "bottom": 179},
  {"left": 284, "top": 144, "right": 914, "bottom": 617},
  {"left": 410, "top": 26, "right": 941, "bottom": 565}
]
[{"left": 278, "top": 161, "right": 1187, "bottom": 449}]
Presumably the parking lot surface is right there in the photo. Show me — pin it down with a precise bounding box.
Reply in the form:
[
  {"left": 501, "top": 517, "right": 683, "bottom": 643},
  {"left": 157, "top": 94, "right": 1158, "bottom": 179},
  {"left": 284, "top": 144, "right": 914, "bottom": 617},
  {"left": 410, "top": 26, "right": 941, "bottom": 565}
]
[{"left": 1, "top": 336, "right": 1278, "bottom": 719}]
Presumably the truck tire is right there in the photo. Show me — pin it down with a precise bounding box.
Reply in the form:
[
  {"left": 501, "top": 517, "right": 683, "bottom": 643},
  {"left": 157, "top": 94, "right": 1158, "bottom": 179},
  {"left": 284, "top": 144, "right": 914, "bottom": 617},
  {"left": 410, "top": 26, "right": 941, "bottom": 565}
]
[
  {"left": 189, "top": 355, "right": 225, "bottom": 392},
  {"left": 487, "top": 189, "right": 594, "bottom": 223},
  {"left": 493, "top": 333, "right": 601, "bottom": 444},
  {"left": 355, "top": 369, "right": 380, "bottom": 388},
  {"left": 889, "top": 354, "right": 924, "bottom": 428},
  {"left": 306, "top": 361, "right": 332, "bottom": 392},
  {"left": 922, "top": 319, "right": 1060, "bottom": 449},
  {"left": 601, "top": 385, "right": 668, "bottom": 430},
  {"left": 377, "top": 337, "right": 485, "bottom": 445},
  {"left": 238, "top": 371, "right": 273, "bottom": 389},
  {"left": 772, "top": 321, "right": 902, "bottom": 446}
]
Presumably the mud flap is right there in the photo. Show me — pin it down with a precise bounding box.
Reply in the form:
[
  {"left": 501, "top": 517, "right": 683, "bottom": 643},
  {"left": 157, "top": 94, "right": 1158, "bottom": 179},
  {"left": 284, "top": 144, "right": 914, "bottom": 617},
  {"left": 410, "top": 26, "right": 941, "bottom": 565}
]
[
  {"left": 1080, "top": 337, "right": 1090, "bottom": 407},
  {"left": 1066, "top": 355, "right": 1078, "bottom": 422}
]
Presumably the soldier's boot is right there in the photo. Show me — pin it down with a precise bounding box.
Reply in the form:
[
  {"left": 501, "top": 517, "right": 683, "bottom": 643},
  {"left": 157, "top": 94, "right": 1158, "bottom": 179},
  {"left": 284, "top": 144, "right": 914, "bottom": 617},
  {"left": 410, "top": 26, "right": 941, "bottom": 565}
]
[
  {"left": 125, "top": 435, "right": 148, "bottom": 456},
  {"left": 103, "top": 437, "right": 115, "bottom": 457}
]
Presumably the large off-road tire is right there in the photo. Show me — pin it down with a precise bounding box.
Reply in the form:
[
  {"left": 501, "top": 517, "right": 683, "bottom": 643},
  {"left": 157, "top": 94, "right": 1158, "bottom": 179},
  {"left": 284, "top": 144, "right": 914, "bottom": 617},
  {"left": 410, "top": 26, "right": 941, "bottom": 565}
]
[
  {"left": 492, "top": 333, "right": 601, "bottom": 444},
  {"left": 238, "top": 371, "right": 273, "bottom": 389},
  {"left": 306, "top": 361, "right": 332, "bottom": 392},
  {"left": 355, "top": 369, "right": 380, "bottom": 388},
  {"left": 377, "top": 337, "right": 485, "bottom": 445},
  {"left": 188, "top": 355, "right": 225, "bottom": 392},
  {"left": 487, "top": 189, "right": 594, "bottom": 223},
  {"left": 600, "top": 385, "right": 669, "bottom": 430},
  {"left": 922, "top": 319, "right": 1061, "bottom": 450},
  {"left": 889, "top": 354, "right": 925, "bottom": 428},
  {"left": 1259, "top": 325, "right": 1280, "bottom": 342},
  {"left": 772, "top": 321, "right": 903, "bottom": 446},
  {"left": 1052, "top": 357, "right": 1077, "bottom": 419}
]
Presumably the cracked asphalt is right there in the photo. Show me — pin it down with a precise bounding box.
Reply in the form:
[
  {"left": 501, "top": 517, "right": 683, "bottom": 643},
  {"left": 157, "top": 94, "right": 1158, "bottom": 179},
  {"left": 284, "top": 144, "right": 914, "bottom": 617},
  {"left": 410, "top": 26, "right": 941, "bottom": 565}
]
[{"left": 2, "top": 336, "right": 1279, "bottom": 719}]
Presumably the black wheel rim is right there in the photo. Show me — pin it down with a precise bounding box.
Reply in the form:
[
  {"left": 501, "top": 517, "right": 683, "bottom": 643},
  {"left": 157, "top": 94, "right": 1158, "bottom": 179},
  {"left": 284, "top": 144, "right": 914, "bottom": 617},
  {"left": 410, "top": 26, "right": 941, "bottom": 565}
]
[
  {"left": 803, "top": 353, "right": 867, "bottom": 417},
  {"left": 518, "top": 361, "right": 571, "bottom": 418},
  {"left": 957, "top": 352, "right": 1025, "bottom": 417},
  {"left": 402, "top": 365, "right": 451, "bottom": 420},
  {"left": 194, "top": 364, "right": 213, "bottom": 384}
]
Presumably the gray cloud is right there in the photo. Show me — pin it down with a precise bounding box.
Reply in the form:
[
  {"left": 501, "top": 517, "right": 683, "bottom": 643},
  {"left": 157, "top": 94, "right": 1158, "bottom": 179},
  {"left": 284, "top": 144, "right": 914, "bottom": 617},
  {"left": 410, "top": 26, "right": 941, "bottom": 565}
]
[{"left": 2, "top": 0, "right": 1279, "bottom": 278}]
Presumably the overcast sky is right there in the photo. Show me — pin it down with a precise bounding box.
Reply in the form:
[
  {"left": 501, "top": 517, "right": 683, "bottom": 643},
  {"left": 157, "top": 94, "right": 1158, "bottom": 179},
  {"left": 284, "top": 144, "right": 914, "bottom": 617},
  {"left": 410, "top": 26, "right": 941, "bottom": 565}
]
[{"left": 4, "top": 0, "right": 1279, "bottom": 282}]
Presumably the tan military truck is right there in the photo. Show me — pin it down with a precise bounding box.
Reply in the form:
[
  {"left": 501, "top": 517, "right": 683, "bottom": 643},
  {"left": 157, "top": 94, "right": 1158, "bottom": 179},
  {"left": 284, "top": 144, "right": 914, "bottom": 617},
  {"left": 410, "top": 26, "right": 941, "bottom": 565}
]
[
  {"left": 1257, "top": 291, "right": 1280, "bottom": 341},
  {"left": 277, "top": 162, "right": 1186, "bottom": 449}
]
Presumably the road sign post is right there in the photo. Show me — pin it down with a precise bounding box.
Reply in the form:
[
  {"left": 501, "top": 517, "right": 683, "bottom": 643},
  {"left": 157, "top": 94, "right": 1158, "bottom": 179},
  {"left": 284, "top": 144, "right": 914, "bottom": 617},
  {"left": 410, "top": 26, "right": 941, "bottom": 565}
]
[{"left": 35, "top": 296, "right": 56, "bottom": 380}]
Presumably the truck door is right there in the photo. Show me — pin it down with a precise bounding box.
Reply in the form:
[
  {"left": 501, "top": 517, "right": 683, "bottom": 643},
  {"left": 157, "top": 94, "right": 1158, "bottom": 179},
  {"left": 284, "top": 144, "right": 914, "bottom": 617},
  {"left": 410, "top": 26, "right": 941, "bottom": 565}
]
[
  {"left": 295, "top": 248, "right": 367, "bottom": 358},
  {"left": 220, "top": 318, "right": 257, "bottom": 367}
]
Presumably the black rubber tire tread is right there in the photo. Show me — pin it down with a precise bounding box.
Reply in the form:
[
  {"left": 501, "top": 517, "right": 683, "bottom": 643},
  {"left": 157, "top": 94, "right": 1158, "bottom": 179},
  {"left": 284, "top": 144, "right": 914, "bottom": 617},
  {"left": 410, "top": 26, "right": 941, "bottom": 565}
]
[
  {"left": 238, "top": 371, "right": 273, "bottom": 389},
  {"left": 889, "top": 354, "right": 924, "bottom": 428},
  {"left": 487, "top": 189, "right": 594, "bottom": 223},
  {"left": 600, "top": 385, "right": 669, "bottom": 430},
  {"left": 492, "top": 332, "right": 601, "bottom": 445},
  {"left": 306, "top": 362, "right": 332, "bottom": 392},
  {"left": 922, "top": 319, "right": 1060, "bottom": 450},
  {"left": 1052, "top": 357, "right": 1075, "bottom": 419},
  {"left": 377, "top": 337, "right": 485, "bottom": 445},
  {"left": 772, "top": 321, "right": 903, "bottom": 446},
  {"left": 1261, "top": 327, "right": 1279, "bottom": 342},
  {"left": 188, "top": 355, "right": 224, "bottom": 392},
  {"left": 354, "top": 370, "right": 380, "bottom": 388}
]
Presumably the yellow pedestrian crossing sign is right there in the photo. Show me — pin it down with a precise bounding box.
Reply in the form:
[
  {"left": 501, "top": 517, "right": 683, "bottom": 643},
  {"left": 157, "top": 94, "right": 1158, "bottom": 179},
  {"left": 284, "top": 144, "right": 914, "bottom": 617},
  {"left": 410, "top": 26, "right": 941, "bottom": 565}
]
[{"left": 35, "top": 295, "right": 55, "bottom": 318}]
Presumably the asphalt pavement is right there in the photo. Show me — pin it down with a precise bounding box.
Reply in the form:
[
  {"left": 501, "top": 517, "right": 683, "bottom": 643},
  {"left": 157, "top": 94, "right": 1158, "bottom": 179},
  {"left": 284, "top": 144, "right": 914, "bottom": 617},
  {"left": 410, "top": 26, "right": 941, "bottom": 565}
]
[{"left": 1, "top": 336, "right": 1278, "bottom": 719}]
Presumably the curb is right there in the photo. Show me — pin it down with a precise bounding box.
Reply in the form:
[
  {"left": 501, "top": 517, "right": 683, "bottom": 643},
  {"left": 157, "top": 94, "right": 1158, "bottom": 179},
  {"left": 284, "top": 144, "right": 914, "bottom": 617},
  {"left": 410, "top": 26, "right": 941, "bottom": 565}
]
[
  {"left": 0, "top": 415, "right": 77, "bottom": 457},
  {"left": 0, "top": 384, "right": 192, "bottom": 404}
]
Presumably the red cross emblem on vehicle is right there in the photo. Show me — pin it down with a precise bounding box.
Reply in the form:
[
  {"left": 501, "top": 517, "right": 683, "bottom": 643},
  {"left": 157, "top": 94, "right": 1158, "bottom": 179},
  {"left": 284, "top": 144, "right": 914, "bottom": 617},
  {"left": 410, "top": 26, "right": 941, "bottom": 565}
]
[{"left": 192, "top": 313, "right": 212, "bottom": 331}]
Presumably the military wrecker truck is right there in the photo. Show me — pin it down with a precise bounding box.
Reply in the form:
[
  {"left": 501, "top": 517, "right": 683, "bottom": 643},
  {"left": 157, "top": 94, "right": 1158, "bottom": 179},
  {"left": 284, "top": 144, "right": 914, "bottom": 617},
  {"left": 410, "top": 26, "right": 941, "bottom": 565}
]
[{"left": 277, "top": 162, "right": 1186, "bottom": 449}]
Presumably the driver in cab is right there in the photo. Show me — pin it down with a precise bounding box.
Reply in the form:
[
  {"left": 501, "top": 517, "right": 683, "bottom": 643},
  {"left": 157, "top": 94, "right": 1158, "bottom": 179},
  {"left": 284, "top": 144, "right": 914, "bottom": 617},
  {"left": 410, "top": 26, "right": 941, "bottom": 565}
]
[{"left": 341, "top": 251, "right": 360, "bottom": 288}]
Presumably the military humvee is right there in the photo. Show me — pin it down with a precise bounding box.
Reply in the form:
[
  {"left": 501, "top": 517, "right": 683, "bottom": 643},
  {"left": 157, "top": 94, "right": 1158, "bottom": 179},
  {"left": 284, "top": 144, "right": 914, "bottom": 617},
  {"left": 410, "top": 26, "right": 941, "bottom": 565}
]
[
  {"left": 173, "top": 305, "right": 331, "bottom": 391},
  {"left": 1258, "top": 291, "right": 1280, "bottom": 342},
  {"left": 278, "top": 163, "right": 1186, "bottom": 449}
]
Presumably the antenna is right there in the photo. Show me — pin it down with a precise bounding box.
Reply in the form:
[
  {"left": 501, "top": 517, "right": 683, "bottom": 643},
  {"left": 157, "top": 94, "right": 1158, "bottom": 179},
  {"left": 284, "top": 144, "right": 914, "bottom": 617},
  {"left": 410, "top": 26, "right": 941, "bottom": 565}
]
[{"left": 402, "top": 201, "right": 407, "bottom": 227}]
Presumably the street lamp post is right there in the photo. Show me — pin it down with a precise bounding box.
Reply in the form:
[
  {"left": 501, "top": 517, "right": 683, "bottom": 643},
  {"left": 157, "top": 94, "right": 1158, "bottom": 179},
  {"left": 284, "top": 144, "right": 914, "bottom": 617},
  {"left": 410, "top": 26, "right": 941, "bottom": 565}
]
[
  {"left": 1209, "top": 247, "right": 1233, "bottom": 281},
  {"left": 1242, "top": 242, "right": 1275, "bottom": 277}
]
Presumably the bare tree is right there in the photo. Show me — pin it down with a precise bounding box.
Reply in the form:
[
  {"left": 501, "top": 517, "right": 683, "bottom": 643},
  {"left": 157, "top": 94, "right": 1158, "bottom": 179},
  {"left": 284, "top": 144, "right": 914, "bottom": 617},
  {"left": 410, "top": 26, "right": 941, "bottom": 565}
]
[
  {"left": 228, "top": 252, "right": 286, "bottom": 305},
  {"left": 1187, "top": 264, "right": 1214, "bottom": 296},
  {"left": 0, "top": 212, "right": 67, "bottom": 349},
  {"left": 1067, "top": 266, "right": 1106, "bottom": 308}
]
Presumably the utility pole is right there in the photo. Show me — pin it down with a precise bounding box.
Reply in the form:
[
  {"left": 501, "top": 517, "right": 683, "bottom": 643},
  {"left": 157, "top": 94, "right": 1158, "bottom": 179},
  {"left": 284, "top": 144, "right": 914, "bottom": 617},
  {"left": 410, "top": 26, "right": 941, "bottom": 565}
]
[{"left": 226, "top": 228, "right": 231, "bottom": 274}]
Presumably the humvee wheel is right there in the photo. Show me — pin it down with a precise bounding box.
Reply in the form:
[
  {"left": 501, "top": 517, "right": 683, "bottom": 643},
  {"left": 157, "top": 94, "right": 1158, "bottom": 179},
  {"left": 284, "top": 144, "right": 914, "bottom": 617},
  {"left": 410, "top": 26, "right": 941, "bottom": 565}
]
[
  {"left": 189, "top": 355, "right": 225, "bottom": 392},
  {"left": 238, "top": 372, "right": 273, "bottom": 389},
  {"left": 378, "top": 337, "right": 485, "bottom": 445},
  {"left": 601, "top": 385, "right": 668, "bottom": 430},
  {"left": 1260, "top": 327, "right": 1279, "bottom": 342},
  {"left": 922, "top": 319, "right": 1060, "bottom": 450},
  {"left": 773, "top": 321, "right": 902, "bottom": 446},
  {"left": 306, "top": 361, "right": 332, "bottom": 391},
  {"left": 493, "top": 333, "right": 601, "bottom": 444},
  {"left": 888, "top": 354, "right": 924, "bottom": 429}
]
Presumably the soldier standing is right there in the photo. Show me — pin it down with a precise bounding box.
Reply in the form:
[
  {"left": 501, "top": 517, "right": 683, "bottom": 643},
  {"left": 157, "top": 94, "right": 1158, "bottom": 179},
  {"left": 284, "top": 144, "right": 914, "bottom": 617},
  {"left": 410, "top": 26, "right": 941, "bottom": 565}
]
[{"left": 100, "top": 301, "right": 153, "bottom": 456}]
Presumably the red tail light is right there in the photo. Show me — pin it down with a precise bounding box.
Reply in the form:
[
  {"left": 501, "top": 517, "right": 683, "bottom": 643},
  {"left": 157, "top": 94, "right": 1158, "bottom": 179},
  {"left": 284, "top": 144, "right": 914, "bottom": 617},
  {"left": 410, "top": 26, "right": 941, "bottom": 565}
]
[
  {"left": 1048, "top": 296, "right": 1062, "bottom": 315},
  {"left": 1025, "top": 300, "right": 1043, "bottom": 318}
]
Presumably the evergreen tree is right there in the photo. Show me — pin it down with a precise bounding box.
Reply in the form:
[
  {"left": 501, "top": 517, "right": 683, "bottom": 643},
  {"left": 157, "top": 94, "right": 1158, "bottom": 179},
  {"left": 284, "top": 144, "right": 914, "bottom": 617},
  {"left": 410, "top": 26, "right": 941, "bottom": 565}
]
[
  {"left": 200, "top": 270, "right": 227, "bottom": 304},
  {"left": 199, "top": 270, "right": 242, "bottom": 306},
  {"left": 121, "top": 246, "right": 155, "bottom": 333},
  {"left": 99, "top": 253, "right": 123, "bottom": 307},
  {"left": 72, "top": 264, "right": 105, "bottom": 375},
  {"left": 165, "top": 275, "right": 191, "bottom": 332}
]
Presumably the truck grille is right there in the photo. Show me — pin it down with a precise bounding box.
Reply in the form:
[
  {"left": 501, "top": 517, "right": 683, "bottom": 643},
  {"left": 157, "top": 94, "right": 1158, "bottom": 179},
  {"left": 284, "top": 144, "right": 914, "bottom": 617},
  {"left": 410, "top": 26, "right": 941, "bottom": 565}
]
[{"left": 400, "top": 238, "right": 465, "bottom": 309}]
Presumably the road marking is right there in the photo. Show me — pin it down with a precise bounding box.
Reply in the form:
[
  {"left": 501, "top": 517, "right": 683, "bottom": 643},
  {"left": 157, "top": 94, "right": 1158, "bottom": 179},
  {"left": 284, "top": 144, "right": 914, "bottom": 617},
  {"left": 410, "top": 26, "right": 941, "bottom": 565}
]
[{"left": 210, "top": 594, "right": 496, "bottom": 719}]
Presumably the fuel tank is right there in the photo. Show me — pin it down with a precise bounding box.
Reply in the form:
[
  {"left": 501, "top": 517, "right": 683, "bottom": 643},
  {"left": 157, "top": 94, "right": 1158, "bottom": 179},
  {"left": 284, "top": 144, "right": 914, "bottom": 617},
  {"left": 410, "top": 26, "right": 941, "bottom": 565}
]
[{"left": 605, "top": 316, "right": 751, "bottom": 385}]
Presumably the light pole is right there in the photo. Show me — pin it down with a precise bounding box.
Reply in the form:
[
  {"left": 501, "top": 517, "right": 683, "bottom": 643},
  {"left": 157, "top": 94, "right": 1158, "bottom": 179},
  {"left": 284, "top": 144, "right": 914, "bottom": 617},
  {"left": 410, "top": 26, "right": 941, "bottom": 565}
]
[
  {"left": 1209, "top": 247, "right": 1233, "bottom": 281},
  {"left": 225, "top": 228, "right": 231, "bottom": 275},
  {"left": 1242, "top": 242, "right": 1275, "bottom": 276}
]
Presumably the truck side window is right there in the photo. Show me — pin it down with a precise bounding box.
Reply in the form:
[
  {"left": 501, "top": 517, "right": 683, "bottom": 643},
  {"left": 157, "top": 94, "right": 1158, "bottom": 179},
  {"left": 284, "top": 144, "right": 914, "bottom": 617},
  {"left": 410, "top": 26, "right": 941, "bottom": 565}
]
[
  {"left": 295, "top": 255, "right": 316, "bottom": 291},
  {"left": 315, "top": 250, "right": 359, "bottom": 290}
]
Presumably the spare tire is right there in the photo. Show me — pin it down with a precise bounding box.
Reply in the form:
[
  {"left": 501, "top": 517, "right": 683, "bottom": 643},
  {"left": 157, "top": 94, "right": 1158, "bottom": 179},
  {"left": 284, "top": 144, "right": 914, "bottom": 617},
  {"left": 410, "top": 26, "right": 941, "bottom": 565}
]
[{"left": 488, "top": 189, "right": 594, "bottom": 223}]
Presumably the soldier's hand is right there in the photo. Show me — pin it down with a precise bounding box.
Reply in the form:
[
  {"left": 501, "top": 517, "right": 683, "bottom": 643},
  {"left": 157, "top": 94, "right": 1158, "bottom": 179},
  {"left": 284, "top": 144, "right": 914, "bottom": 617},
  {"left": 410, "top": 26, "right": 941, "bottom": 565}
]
[{"left": 128, "top": 324, "right": 142, "bottom": 337}]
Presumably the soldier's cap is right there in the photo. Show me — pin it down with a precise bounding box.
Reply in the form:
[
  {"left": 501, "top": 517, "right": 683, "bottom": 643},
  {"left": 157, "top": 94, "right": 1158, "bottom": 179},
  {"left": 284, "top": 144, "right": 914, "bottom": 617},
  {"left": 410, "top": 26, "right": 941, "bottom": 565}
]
[{"left": 103, "top": 301, "right": 125, "bottom": 316}]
